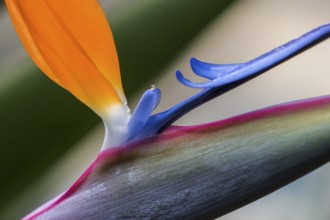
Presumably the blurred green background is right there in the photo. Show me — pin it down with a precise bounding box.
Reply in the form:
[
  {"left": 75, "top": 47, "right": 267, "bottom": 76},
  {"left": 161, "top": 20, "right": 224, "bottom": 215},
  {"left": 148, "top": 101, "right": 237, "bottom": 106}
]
[{"left": 0, "top": 0, "right": 330, "bottom": 219}]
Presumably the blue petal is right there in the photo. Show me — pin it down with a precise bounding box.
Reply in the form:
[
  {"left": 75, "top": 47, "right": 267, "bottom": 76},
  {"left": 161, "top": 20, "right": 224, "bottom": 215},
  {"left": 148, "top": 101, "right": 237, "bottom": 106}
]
[
  {"left": 190, "top": 57, "right": 241, "bottom": 80},
  {"left": 130, "top": 24, "right": 330, "bottom": 142},
  {"left": 182, "top": 24, "right": 330, "bottom": 89},
  {"left": 128, "top": 86, "right": 161, "bottom": 139}
]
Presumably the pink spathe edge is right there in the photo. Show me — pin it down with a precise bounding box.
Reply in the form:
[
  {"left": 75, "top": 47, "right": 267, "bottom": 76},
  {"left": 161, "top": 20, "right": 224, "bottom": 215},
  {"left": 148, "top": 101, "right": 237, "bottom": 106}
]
[{"left": 22, "top": 94, "right": 330, "bottom": 220}]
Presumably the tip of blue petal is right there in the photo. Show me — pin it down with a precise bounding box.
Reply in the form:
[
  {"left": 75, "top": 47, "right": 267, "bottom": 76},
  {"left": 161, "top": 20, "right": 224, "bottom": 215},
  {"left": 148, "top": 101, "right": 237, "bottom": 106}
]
[
  {"left": 190, "top": 58, "right": 216, "bottom": 80},
  {"left": 176, "top": 70, "right": 195, "bottom": 88}
]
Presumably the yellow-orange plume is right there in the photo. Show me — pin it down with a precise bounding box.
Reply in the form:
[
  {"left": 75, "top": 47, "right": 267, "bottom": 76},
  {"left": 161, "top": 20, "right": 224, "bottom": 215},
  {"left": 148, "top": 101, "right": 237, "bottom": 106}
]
[{"left": 6, "top": 0, "right": 126, "bottom": 114}]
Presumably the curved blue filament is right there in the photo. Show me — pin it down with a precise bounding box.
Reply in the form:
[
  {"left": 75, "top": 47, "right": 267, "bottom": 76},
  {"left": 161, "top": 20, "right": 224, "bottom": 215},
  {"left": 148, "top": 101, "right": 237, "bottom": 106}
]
[{"left": 129, "top": 24, "right": 330, "bottom": 141}]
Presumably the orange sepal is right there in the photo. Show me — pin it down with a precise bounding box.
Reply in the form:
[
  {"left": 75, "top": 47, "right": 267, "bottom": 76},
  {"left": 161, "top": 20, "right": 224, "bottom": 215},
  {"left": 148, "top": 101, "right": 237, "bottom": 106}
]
[{"left": 6, "top": 0, "right": 125, "bottom": 113}]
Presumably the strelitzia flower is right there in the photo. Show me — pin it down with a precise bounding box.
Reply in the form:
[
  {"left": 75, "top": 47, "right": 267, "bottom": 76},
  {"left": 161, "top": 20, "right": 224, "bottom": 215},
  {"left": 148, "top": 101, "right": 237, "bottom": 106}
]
[
  {"left": 6, "top": 0, "right": 130, "bottom": 148},
  {"left": 5, "top": 0, "right": 330, "bottom": 219}
]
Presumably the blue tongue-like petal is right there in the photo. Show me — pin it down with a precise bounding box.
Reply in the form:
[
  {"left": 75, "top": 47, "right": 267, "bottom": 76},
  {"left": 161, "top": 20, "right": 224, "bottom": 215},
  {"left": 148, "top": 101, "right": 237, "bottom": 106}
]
[
  {"left": 128, "top": 87, "right": 161, "bottom": 140},
  {"left": 129, "top": 24, "right": 330, "bottom": 142},
  {"left": 190, "top": 57, "right": 242, "bottom": 80},
  {"left": 179, "top": 24, "right": 330, "bottom": 89}
]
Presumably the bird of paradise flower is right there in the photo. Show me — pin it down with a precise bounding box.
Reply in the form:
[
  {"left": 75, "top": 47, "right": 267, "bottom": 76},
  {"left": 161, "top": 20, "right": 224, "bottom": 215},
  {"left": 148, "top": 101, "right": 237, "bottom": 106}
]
[{"left": 5, "top": 0, "right": 330, "bottom": 219}]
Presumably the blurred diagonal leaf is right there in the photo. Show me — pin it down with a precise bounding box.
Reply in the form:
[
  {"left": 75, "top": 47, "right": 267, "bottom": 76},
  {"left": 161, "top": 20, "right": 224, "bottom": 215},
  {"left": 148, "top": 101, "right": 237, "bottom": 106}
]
[{"left": 0, "top": 0, "right": 234, "bottom": 213}]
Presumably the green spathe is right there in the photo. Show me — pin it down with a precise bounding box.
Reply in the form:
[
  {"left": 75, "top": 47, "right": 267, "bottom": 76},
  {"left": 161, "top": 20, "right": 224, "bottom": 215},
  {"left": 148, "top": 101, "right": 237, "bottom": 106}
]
[{"left": 29, "top": 95, "right": 330, "bottom": 219}]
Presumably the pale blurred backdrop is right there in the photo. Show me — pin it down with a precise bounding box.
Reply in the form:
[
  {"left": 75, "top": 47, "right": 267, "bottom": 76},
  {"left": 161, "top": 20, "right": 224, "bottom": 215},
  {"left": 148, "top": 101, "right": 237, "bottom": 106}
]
[{"left": 0, "top": 0, "right": 329, "bottom": 219}]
